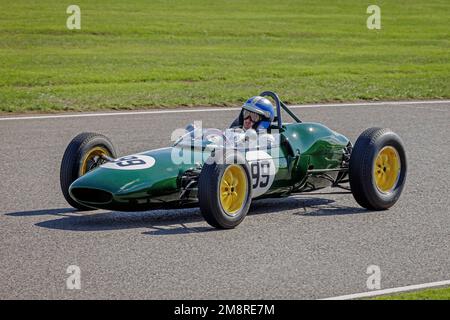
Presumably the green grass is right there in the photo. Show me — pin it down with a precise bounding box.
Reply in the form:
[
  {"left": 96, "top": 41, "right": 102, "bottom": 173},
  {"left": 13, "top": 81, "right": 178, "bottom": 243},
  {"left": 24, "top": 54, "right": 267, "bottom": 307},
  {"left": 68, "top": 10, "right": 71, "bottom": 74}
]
[
  {"left": 373, "top": 286, "right": 450, "bottom": 300},
  {"left": 0, "top": 0, "right": 449, "bottom": 113}
]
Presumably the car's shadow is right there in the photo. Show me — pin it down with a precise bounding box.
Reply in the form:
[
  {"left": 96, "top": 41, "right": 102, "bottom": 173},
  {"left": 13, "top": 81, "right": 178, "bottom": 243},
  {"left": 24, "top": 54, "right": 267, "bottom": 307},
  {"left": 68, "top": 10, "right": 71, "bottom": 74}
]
[
  {"left": 6, "top": 208, "right": 78, "bottom": 217},
  {"left": 4, "top": 196, "right": 367, "bottom": 235}
]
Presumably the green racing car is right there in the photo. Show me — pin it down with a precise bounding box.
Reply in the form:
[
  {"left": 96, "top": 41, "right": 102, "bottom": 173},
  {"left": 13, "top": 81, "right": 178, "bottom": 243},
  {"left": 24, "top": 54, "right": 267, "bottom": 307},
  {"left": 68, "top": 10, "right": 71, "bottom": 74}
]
[{"left": 60, "top": 91, "right": 407, "bottom": 229}]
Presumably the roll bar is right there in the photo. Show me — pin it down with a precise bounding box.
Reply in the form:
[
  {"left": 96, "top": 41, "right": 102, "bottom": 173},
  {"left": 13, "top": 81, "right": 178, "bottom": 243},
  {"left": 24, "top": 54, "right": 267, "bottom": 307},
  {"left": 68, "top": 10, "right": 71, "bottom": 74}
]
[{"left": 259, "top": 91, "right": 301, "bottom": 129}]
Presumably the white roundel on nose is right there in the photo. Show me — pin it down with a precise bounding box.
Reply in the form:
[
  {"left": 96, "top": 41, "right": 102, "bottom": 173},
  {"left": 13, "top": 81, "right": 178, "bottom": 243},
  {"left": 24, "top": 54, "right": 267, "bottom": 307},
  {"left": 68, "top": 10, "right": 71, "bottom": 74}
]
[{"left": 101, "top": 154, "right": 156, "bottom": 170}]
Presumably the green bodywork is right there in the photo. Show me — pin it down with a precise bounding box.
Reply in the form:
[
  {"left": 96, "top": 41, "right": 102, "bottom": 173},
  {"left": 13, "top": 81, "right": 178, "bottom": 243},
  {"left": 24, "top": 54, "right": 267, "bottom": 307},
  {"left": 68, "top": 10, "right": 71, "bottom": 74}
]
[{"left": 69, "top": 122, "right": 350, "bottom": 211}]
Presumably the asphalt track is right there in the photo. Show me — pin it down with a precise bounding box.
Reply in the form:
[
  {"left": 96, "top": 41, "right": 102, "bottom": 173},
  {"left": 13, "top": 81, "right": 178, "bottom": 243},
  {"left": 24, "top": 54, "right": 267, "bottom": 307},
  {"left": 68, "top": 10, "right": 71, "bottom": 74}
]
[{"left": 0, "top": 101, "right": 449, "bottom": 299}]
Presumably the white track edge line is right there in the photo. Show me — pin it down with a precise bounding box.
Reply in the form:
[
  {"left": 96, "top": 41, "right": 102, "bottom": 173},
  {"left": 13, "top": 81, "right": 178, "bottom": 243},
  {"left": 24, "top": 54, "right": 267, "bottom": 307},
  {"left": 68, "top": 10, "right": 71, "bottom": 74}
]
[
  {"left": 0, "top": 99, "right": 449, "bottom": 121},
  {"left": 320, "top": 279, "right": 450, "bottom": 300}
]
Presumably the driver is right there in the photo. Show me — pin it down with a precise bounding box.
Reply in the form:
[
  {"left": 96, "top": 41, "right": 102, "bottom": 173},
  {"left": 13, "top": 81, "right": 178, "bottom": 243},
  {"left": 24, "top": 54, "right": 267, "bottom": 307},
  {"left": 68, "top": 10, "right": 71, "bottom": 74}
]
[{"left": 231, "top": 96, "right": 275, "bottom": 131}]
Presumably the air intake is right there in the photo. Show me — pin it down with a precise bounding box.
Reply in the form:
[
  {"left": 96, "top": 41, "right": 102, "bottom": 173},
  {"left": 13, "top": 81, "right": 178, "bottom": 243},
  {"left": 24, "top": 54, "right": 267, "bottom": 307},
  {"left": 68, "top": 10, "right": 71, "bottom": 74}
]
[{"left": 71, "top": 188, "right": 112, "bottom": 204}]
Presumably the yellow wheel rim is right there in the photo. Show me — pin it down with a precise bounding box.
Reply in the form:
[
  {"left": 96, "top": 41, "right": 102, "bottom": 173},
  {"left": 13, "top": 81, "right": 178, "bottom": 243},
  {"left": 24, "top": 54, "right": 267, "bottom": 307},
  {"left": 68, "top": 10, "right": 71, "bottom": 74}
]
[
  {"left": 373, "top": 146, "right": 401, "bottom": 193},
  {"left": 219, "top": 165, "right": 247, "bottom": 216},
  {"left": 79, "top": 146, "right": 110, "bottom": 176}
]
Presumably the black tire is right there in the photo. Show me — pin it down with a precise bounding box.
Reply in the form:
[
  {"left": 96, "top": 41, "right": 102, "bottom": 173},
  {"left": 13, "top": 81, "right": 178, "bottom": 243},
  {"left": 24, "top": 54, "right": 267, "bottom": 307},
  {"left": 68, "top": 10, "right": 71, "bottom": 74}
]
[
  {"left": 349, "top": 127, "right": 407, "bottom": 210},
  {"left": 198, "top": 153, "right": 252, "bottom": 229},
  {"left": 60, "top": 132, "right": 117, "bottom": 210}
]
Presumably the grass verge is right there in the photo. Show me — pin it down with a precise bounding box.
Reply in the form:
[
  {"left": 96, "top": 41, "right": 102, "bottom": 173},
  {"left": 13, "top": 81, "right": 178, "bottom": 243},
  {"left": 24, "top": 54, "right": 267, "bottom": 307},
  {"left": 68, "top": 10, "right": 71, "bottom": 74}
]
[
  {"left": 373, "top": 286, "right": 450, "bottom": 300},
  {"left": 1, "top": 0, "right": 449, "bottom": 113}
]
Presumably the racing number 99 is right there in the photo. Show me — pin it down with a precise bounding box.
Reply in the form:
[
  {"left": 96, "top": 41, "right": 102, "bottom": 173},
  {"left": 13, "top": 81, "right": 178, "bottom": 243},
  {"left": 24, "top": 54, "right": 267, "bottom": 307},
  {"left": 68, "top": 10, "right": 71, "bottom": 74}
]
[{"left": 250, "top": 161, "right": 270, "bottom": 189}]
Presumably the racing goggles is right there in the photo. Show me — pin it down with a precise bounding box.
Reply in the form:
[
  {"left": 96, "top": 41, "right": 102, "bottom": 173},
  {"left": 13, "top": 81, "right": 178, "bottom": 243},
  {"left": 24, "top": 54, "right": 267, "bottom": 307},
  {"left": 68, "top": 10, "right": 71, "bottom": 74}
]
[{"left": 243, "top": 110, "right": 262, "bottom": 123}]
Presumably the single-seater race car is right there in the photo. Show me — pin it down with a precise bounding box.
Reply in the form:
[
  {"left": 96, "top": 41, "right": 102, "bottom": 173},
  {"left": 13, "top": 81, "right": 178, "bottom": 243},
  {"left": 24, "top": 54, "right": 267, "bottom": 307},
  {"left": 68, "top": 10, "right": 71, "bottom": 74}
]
[{"left": 60, "top": 91, "right": 407, "bottom": 229}]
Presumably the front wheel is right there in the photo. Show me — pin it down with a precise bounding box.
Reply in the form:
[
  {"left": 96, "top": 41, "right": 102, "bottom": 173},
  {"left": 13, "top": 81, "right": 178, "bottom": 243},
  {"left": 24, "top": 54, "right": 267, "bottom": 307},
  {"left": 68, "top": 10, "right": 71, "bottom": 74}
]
[
  {"left": 349, "top": 127, "right": 407, "bottom": 210},
  {"left": 198, "top": 154, "right": 252, "bottom": 229},
  {"left": 60, "top": 132, "right": 117, "bottom": 210}
]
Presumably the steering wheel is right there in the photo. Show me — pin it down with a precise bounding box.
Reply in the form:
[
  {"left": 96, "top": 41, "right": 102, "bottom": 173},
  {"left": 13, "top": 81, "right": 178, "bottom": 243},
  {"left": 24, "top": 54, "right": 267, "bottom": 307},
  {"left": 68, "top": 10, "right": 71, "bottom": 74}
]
[{"left": 203, "top": 128, "right": 228, "bottom": 145}]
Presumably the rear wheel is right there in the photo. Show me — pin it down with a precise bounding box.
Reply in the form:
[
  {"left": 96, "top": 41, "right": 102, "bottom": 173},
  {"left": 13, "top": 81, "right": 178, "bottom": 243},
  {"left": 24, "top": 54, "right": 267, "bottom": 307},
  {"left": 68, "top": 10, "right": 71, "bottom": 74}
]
[
  {"left": 198, "top": 154, "right": 252, "bottom": 229},
  {"left": 60, "top": 132, "right": 117, "bottom": 210},
  {"left": 349, "top": 128, "right": 407, "bottom": 210}
]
